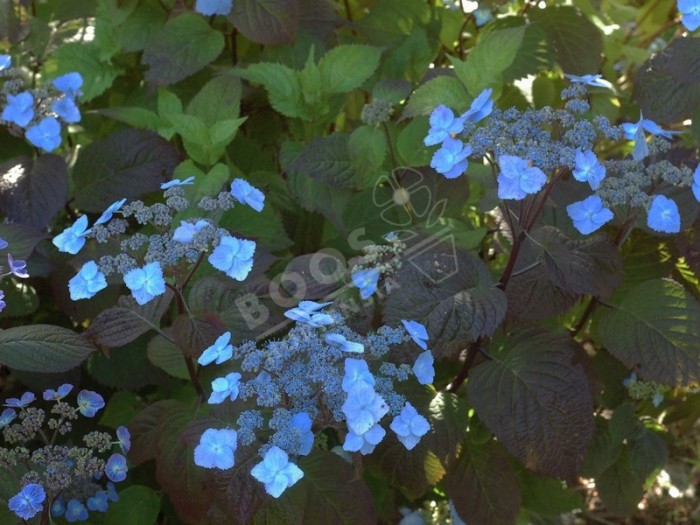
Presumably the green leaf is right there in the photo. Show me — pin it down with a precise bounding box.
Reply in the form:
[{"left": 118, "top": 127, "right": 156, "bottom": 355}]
[
  {"left": 518, "top": 469, "right": 583, "bottom": 515},
  {"left": 449, "top": 26, "right": 525, "bottom": 95},
  {"left": 593, "top": 279, "right": 700, "bottom": 386},
  {"left": 114, "top": 0, "right": 168, "bottom": 53},
  {"left": 0, "top": 155, "right": 68, "bottom": 229},
  {"left": 73, "top": 129, "right": 180, "bottom": 212},
  {"left": 237, "top": 63, "right": 308, "bottom": 119},
  {"left": 230, "top": 0, "right": 300, "bottom": 46},
  {"left": 349, "top": 125, "right": 386, "bottom": 173},
  {"left": 468, "top": 329, "right": 594, "bottom": 480},
  {"left": 396, "top": 117, "right": 431, "bottom": 167},
  {"left": 402, "top": 75, "right": 469, "bottom": 119},
  {"left": 87, "top": 335, "right": 167, "bottom": 390},
  {"left": 105, "top": 485, "right": 161, "bottom": 525},
  {"left": 444, "top": 439, "right": 521, "bottom": 525},
  {"left": 0, "top": 325, "right": 96, "bottom": 373},
  {"left": 500, "top": 21, "right": 554, "bottom": 83},
  {"left": 220, "top": 203, "right": 294, "bottom": 251},
  {"left": 372, "top": 79, "right": 412, "bottom": 105},
  {"left": 384, "top": 248, "right": 507, "bottom": 359},
  {"left": 528, "top": 5, "right": 603, "bottom": 75},
  {"left": 186, "top": 73, "right": 242, "bottom": 127},
  {"left": 289, "top": 133, "right": 357, "bottom": 189},
  {"left": 95, "top": 107, "right": 163, "bottom": 131},
  {"left": 99, "top": 390, "right": 141, "bottom": 429},
  {"left": 142, "top": 13, "right": 225, "bottom": 87},
  {"left": 84, "top": 307, "right": 157, "bottom": 349},
  {"left": 429, "top": 392, "right": 469, "bottom": 467},
  {"left": 0, "top": 282, "right": 38, "bottom": 319},
  {"left": 0, "top": 223, "right": 45, "bottom": 260},
  {"left": 172, "top": 313, "right": 225, "bottom": 359},
  {"left": 43, "top": 42, "right": 122, "bottom": 101},
  {"left": 318, "top": 44, "right": 382, "bottom": 93},
  {"left": 147, "top": 333, "right": 189, "bottom": 380}
]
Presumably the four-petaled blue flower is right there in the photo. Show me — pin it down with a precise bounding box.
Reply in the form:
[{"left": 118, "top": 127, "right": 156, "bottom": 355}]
[
  {"left": 161, "top": 176, "right": 195, "bottom": 189},
  {"left": 26, "top": 117, "right": 62, "bottom": 152},
  {"left": 390, "top": 402, "right": 431, "bottom": 450},
  {"left": 53, "top": 72, "right": 83, "bottom": 98},
  {"left": 622, "top": 113, "right": 681, "bottom": 161},
  {"left": 0, "top": 408, "right": 16, "bottom": 428},
  {"left": 123, "top": 262, "right": 166, "bottom": 305},
  {"left": 95, "top": 198, "right": 127, "bottom": 226},
  {"left": 0, "top": 55, "right": 11, "bottom": 71},
  {"left": 412, "top": 350, "right": 435, "bottom": 385},
  {"left": 290, "top": 412, "right": 315, "bottom": 456},
  {"left": 342, "top": 384, "right": 389, "bottom": 435},
  {"left": 424, "top": 105, "right": 465, "bottom": 146},
  {"left": 343, "top": 424, "right": 386, "bottom": 455},
  {"left": 325, "top": 333, "right": 364, "bottom": 353},
  {"left": 230, "top": 178, "right": 265, "bottom": 212},
  {"left": 352, "top": 267, "right": 380, "bottom": 299},
  {"left": 50, "top": 495, "right": 65, "bottom": 517},
  {"left": 52, "top": 96, "right": 81, "bottom": 123},
  {"left": 284, "top": 301, "right": 335, "bottom": 327},
  {"left": 430, "top": 138, "right": 472, "bottom": 179},
  {"left": 461, "top": 88, "right": 494, "bottom": 124},
  {"left": 65, "top": 499, "right": 88, "bottom": 522},
  {"left": 173, "top": 219, "right": 209, "bottom": 243},
  {"left": 572, "top": 148, "right": 606, "bottom": 190},
  {"left": 208, "top": 235, "right": 256, "bottom": 281},
  {"left": 342, "top": 358, "right": 375, "bottom": 393},
  {"left": 251, "top": 445, "right": 304, "bottom": 498},
  {"left": 647, "top": 194, "right": 681, "bottom": 233},
  {"left": 117, "top": 426, "right": 131, "bottom": 454},
  {"left": 208, "top": 372, "right": 242, "bottom": 404},
  {"left": 692, "top": 164, "right": 700, "bottom": 202},
  {"left": 8, "top": 483, "right": 45, "bottom": 520},
  {"left": 43, "top": 383, "right": 73, "bottom": 401},
  {"left": 87, "top": 490, "right": 109, "bottom": 512},
  {"left": 7, "top": 254, "right": 28, "bottom": 278},
  {"left": 401, "top": 320, "right": 429, "bottom": 350},
  {"left": 497, "top": 155, "right": 547, "bottom": 200},
  {"left": 194, "top": 428, "right": 238, "bottom": 469},
  {"left": 679, "top": 0, "right": 700, "bottom": 31},
  {"left": 195, "top": 0, "right": 234, "bottom": 16},
  {"left": 566, "top": 195, "right": 614, "bottom": 235},
  {"left": 77, "top": 390, "right": 105, "bottom": 417},
  {"left": 564, "top": 73, "right": 608, "bottom": 88},
  {"left": 105, "top": 453, "right": 128, "bottom": 483},
  {"left": 5, "top": 392, "right": 35, "bottom": 407},
  {"left": 69, "top": 261, "right": 108, "bottom": 301},
  {"left": 2, "top": 92, "right": 34, "bottom": 127},
  {"left": 53, "top": 215, "right": 90, "bottom": 254},
  {"left": 198, "top": 331, "right": 233, "bottom": 366},
  {"left": 473, "top": 8, "right": 493, "bottom": 26}
]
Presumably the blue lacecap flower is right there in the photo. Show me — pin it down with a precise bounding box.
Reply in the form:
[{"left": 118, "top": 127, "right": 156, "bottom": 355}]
[
  {"left": 496, "top": 155, "right": 547, "bottom": 200},
  {"left": 77, "top": 390, "right": 105, "bottom": 417},
  {"left": 194, "top": 428, "right": 238, "bottom": 469},
  {"left": 352, "top": 267, "right": 380, "bottom": 299},
  {"left": 679, "top": 0, "right": 700, "bottom": 31},
  {"left": 2, "top": 92, "right": 34, "bottom": 128},
  {"left": 9, "top": 483, "right": 46, "bottom": 520},
  {"left": 401, "top": 320, "right": 429, "bottom": 350},
  {"left": 69, "top": 261, "right": 108, "bottom": 301},
  {"left": 430, "top": 138, "right": 472, "bottom": 179},
  {"left": 566, "top": 195, "right": 614, "bottom": 235},
  {"left": 123, "top": 262, "right": 166, "bottom": 305},
  {"left": 26, "top": 117, "right": 62, "bottom": 152},
  {"left": 647, "top": 194, "right": 681, "bottom": 233},
  {"left": 250, "top": 445, "right": 304, "bottom": 498},
  {"left": 424, "top": 105, "right": 465, "bottom": 146},
  {"left": 195, "top": 0, "right": 234, "bottom": 16},
  {"left": 230, "top": 178, "right": 265, "bottom": 212},
  {"left": 208, "top": 235, "right": 256, "bottom": 281},
  {"left": 53, "top": 215, "right": 90, "bottom": 255}
]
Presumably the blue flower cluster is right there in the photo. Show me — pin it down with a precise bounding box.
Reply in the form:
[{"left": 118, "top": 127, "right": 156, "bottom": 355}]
[
  {"left": 0, "top": 61, "right": 83, "bottom": 152},
  {"left": 2, "top": 385, "right": 129, "bottom": 522},
  {"left": 194, "top": 303, "right": 435, "bottom": 498},
  {"left": 423, "top": 78, "right": 695, "bottom": 237},
  {"left": 55, "top": 177, "right": 264, "bottom": 305}
]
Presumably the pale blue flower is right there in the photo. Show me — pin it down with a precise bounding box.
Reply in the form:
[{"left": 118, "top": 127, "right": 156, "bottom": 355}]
[
  {"left": 105, "top": 453, "right": 128, "bottom": 482},
  {"left": 53, "top": 215, "right": 90, "bottom": 254},
  {"left": 342, "top": 358, "right": 375, "bottom": 393},
  {"left": 497, "top": 155, "right": 547, "bottom": 200},
  {"left": 53, "top": 72, "right": 83, "bottom": 98},
  {"left": 572, "top": 148, "right": 606, "bottom": 190},
  {"left": 623, "top": 113, "right": 681, "bottom": 161},
  {"left": 65, "top": 499, "right": 88, "bottom": 522},
  {"left": 95, "top": 198, "right": 126, "bottom": 226},
  {"left": 401, "top": 320, "right": 429, "bottom": 350},
  {"left": 413, "top": 350, "right": 434, "bottom": 385},
  {"left": 160, "top": 176, "right": 195, "bottom": 189},
  {"left": 87, "top": 491, "right": 109, "bottom": 512},
  {"left": 230, "top": 178, "right": 265, "bottom": 212},
  {"left": 424, "top": 105, "right": 465, "bottom": 146},
  {"left": 117, "top": 426, "right": 130, "bottom": 454},
  {"left": 123, "top": 262, "right": 166, "bottom": 305},
  {"left": 342, "top": 384, "right": 389, "bottom": 435},
  {"left": 52, "top": 96, "right": 81, "bottom": 123},
  {"left": 69, "top": 261, "right": 108, "bottom": 300},
  {"left": 284, "top": 301, "right": 334, "bottom": 327},
  {"left": 679, "top": 0, "right": 700, "bottom": 31},
  {"left": 566, "top": 195, "right": 614, "bottom": 234},
  {"left": 430, "top": 138, "right": 471, "bottom": 179},
  {"left": 390, "top": 402, "right": 430, "bottom": 450},
  {"left": 352, "top": 267, "right": 380, "bottom": 299},
  {"left": 290, "top": 412, "right": 314, "bottom": 456},
  {"left": 5, "top": 392, "right": 35, "bottom": 407},
  {"left": 9, "top": 483, "right": 45, "bottom": 520},
  {"left": 647, "top": 194, "right": 681, "bottom": 233},
  {"left": 209, "top": 235, "right": 255, "bottom": 281},
  {"left": 564, "top": 73, "right": 608, "bottom": 88},
  {"left": 208, "top": 372, "right": 242, "bottom": 404},
  {"left": 461, "top": 88, "right": 494, "bottom": 124},
  {"left": 172, "top": 219, "right": 209, "bottom": 243},
  {"left": 195, "top": 428, "right": 238, "bottom": 469},
  {"left": 342, "top": 424, "right": 386, "bottom": 455},
  {"left": 251, "top": 446, "right": 304, "bottom": 498},
  {"left": 43, "top": 384, "right": 73, "bottom": 401},
  {"left": 7, "top": 254, "right": 28, "bottom": 278},
  {"left": 0, "top": 55, "right": 11, "bottom": 71},
  {"left": 2, "top": 92, "right": 34, "bottom": 127},
  {"left": 26, "top": 117, "right": 62, "bottom": 152},
  {"left": 0, "top": 408, "right": 16, "bottom": 427},
  {"left": 195, "top": 0, "right": 233, "bottom": 16},
  {"left": 198, "top": 332, "right": 233, "bottom": 366},
  {"left": 473, "top": 8, "right": 493, "bottom": 26},
  {"left": 692, "top": 164, "right": 700, "bottom": 202},
  {"left": 77, "top": 390, "right": 104, "bottom": 417},
  {"left": 325, "top": 333, "right": 364, "bottom": 353}
]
